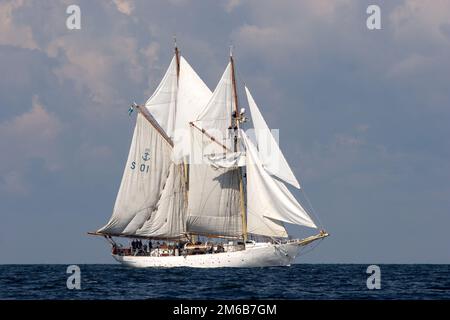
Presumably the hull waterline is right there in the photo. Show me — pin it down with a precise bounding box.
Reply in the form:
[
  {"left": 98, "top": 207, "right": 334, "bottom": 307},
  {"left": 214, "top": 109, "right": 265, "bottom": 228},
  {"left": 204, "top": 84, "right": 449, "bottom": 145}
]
[{"left": 112, "top": 242, "right": 301, "bottom": 268}]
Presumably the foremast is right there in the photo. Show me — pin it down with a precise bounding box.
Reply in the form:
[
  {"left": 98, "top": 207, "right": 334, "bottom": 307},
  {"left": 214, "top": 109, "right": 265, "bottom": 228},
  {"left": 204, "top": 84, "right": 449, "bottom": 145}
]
[
  {"left": 174, "top": 40, "right": 190, "bottom": 217},
  {"left": 230, "top": 50, "right": 248, "bottom": 242}
]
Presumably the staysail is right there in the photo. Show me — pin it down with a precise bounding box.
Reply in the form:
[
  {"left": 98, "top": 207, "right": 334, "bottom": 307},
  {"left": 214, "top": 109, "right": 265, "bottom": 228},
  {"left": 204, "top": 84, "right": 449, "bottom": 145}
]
[
  {"left": 245, "top": 86, "right": 301, "bottom": 189},
  {"left": 242, "top": 131, "right": 317, "bottom": 231}
]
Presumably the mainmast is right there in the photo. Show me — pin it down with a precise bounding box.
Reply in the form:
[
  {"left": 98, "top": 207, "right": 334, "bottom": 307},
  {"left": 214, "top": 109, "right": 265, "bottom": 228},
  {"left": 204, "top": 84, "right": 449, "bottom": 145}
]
[
  {"left": 230, "top": 48, "right": 248, "bottom": 242},
  {"left": 175, "top": 38, "right": 196, "bottom": 243}
]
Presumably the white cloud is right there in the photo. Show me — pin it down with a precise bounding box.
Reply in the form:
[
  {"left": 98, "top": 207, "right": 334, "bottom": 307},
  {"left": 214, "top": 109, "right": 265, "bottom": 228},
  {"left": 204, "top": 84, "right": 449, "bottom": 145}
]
[
  {"left": 47, "top": 35, "right": 149, "bottom": 108},
  {"left": 0, "top": 96, "right": 61, "bottom": 148},
  {"left": 0, "top": 0, "right": 38, "bottom": 50},
  {"left": 140, "top": 42, "right": 160, "bottom": 66},
  {"left": 390, "top": 0, "right": 450, "bottom": 44},
  {"left": 387, "top": 54, "right": 434, "bottom": 78},
  {"left": 224, "top": 0, "right": 241, "bottom": 13},
  {"left": 113, "top": 0, "right": 135, "bottom": 16}
]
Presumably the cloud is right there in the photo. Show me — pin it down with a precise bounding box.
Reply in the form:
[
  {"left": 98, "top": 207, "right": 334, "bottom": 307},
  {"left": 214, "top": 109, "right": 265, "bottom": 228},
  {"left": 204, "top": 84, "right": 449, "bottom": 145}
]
[
  {"left": 113, "top": 0, "right": 135, "bottom": 16},
  {"left": 0, "top": 96, "right": 63, "bottom": 172},
  {"left": 0, "top": 0, "right": 37, "bottom": 49},
  {"left": 224, "top": 0, "right": 241, "bottom": 13},
  {"left": 390, "top": 0, "right": 450, "bottom": 44},
  {"left": 0, "top": 96, "right": 62, "bottom": 194}
]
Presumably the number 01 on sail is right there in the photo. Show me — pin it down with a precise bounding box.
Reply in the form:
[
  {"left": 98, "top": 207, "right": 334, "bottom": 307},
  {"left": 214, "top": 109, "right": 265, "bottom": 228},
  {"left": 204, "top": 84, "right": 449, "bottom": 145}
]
[{"left": 88, "top": 44, "right": 329, "bottom": 268}]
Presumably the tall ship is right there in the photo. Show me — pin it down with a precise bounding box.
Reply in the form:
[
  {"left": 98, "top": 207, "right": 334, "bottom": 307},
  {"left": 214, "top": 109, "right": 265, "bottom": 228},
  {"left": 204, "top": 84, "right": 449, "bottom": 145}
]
[{"left": 89, "top": 43, "right": 328, "bottom": 268}]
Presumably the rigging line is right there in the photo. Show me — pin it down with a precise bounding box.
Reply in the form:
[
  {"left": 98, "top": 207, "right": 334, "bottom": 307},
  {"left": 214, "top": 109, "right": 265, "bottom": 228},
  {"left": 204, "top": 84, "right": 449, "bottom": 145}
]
[
  {"left": 235, "top": 66, "right": 247, "bottom": 90},
  {"left": 297, "top": 238, "right": 324, "bottom": 257},
  {"left": 300, "top": 187, "right": 324, "bottom": 230}
]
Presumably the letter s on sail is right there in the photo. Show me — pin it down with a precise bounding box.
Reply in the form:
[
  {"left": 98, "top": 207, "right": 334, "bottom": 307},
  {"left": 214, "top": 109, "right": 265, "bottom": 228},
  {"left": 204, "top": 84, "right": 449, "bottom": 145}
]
[{"left": 130, "top": 161, "right": 136, "bottom": 170}]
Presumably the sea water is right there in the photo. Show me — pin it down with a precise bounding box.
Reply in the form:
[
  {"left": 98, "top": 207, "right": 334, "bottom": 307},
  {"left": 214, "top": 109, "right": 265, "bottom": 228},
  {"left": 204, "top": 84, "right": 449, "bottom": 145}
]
[{"left": 0, "top": 264, "right": 449, "bottom": 300}]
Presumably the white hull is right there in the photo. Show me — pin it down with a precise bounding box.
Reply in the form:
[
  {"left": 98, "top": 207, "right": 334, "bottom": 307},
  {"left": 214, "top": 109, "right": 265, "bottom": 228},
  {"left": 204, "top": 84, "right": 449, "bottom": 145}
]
[{"left": 112, "top": 242, "right": 301, "bottom": 268}]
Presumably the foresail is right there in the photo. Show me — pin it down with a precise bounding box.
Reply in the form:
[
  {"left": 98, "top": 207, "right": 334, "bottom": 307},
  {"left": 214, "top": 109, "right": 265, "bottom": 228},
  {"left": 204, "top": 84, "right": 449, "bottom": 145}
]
[
  {"left": 97, "top": 113, "right": 184, "bottom": 237},
  {"left": 135, "top": 163, "right": 186, "bottom": 238},
  {"left": 243, "top": 132, "right": 317, "bottom": 229},
  {"left": 186, "top": 127, "right": 242, "bottom": 237},
  {"left": 144, "top": 56, "right": 178, "bottom": 138},
  {"left": 245, "top": 86, "right": 301, "bottom": 189}
]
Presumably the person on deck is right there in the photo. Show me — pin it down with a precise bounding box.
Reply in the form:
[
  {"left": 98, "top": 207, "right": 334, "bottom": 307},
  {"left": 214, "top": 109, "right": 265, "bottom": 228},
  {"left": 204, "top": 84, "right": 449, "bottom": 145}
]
[{"left": 148, "top": 241, "right": 153, "bottom": 251}]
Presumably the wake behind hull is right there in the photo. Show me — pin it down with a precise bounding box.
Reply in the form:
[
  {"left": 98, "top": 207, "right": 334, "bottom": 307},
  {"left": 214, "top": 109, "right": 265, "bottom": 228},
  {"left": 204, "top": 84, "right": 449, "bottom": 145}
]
[{"left": 112, "top": 242, "right": 301, "bottom": 268}]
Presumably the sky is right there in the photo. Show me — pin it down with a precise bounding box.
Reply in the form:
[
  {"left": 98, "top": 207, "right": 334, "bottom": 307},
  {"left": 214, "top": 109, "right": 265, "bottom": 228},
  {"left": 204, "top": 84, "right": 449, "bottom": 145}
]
[{"left": 0, "top": 0, "right": 449, "bottom": 264}]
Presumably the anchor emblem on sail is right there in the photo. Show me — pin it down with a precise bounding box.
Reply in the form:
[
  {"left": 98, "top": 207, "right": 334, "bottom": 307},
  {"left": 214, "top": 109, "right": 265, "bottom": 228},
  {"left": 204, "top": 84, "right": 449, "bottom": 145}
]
[{"left": 142, "top": 149, "right": 151, "bottom": 161}]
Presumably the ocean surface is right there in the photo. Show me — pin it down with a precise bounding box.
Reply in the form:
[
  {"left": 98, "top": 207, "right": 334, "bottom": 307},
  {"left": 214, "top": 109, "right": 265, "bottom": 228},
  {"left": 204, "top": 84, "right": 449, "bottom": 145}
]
[{"left": 0, "top": 264, "right": 449, "bottom": 300}]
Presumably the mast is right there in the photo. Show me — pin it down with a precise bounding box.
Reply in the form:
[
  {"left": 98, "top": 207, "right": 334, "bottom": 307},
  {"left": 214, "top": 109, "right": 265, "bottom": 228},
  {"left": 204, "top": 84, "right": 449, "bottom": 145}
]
[
  {"left": 174, "top": 38, "right": 196, "bottom": 243},
  {"left": 174, "top": 38, "right": 191, "bottom": 235},
  {"left": 174, "top": 36, "right": 180, "bottom": 80},
  {"left": 230, "top": 48, "right": 248, "bottom": 242},
  {"left": 174, "top": 39, "right": 187, "bottom": 186}
]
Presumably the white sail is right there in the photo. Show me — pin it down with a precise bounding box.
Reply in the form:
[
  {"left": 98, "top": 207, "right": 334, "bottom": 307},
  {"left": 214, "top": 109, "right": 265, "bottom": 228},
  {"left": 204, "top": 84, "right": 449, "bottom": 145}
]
[
  {"left": 172, "top": 56, "right": 212, "bottom": 163},
  {"left": 98, "top": 113, "right": 180, "bottom": 236},
  {"left": 185, "top": 62, "right": 242, "bottom": 237},
  {"left": 204, "top": 151, "right": 245, "bottom": 169},
  {"left": 243, "top": 132, "right": 317, "bottom": 229},
  {"left": 246, "top": 212, "right": 288, "bottom": 238},
  {"left": 245, "top": 86, "right": 301, "bottom": 189},
  {"left": 186, "top": 126, "right": 242, "bottom": 237},
  {"left": 144, "top": 57, "right": 178, "bottom": 138},
  {"left": 195, "top": 62, "right": 233, "bottom": 149},
  {"left": 134, "top": 163, "right": 186, "bottom": 238}
]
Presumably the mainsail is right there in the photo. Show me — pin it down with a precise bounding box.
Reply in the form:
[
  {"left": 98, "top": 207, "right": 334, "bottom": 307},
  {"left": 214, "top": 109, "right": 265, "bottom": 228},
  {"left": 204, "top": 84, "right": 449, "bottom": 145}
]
[{"left": 186, "top": 62, "right": 242, "bottom": 238}]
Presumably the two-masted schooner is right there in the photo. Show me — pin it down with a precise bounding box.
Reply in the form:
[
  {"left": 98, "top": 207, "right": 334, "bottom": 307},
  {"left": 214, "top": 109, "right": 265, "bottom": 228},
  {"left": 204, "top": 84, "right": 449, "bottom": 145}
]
[{"left": 89, "top": 43, "right": 328, "bottom": 268}]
